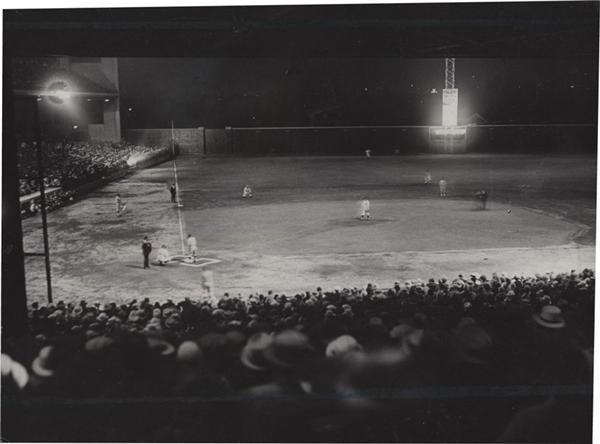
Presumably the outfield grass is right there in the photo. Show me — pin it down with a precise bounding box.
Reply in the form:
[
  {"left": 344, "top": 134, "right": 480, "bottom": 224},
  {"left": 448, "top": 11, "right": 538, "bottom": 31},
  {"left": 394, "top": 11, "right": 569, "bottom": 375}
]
[{"left": 22, "top": 153, "right": 595, "bottom": 304}]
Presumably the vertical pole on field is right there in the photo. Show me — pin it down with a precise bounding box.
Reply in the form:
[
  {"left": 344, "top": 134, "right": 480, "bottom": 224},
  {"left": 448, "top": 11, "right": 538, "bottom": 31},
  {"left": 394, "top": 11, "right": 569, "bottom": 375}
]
[
  {"left": 33, "top": 97, "right": 53, "bottom": 304},
  {"left": 171, "top": 120, "right": 175, "bottom": 157}
]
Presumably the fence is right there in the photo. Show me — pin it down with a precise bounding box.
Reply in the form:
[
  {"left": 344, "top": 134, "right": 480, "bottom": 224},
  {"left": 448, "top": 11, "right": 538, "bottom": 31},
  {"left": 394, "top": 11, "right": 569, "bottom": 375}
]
[{"left": 127, "top": 125, "right": 597, "bottom": 157}]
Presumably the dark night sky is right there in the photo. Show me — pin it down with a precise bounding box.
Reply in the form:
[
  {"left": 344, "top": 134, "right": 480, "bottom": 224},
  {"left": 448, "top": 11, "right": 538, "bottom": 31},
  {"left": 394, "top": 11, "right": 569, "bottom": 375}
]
[{"left": 119, "top": 57, "right": 598, "bottom": 128}]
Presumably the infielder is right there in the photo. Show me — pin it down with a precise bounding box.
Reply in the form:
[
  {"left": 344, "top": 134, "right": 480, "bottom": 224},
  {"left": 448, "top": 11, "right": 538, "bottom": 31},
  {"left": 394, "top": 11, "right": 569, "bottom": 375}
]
[
  {"left": 360, "top": 198, "right": 371, "bottom": 220},
  {"left": 242, "top": 185, "right": 253, "bottom": 198},
  {"left": 439, "top": 178, "right": 448, "bottom": 197}
]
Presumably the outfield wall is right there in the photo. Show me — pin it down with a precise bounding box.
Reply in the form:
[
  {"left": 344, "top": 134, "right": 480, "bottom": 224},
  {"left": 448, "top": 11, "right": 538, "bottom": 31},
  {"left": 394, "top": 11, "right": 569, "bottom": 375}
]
[
  {"left": 127, "top": 125, "right": 597, "bottom": 156},
  {"left": 466, "top": 125, "right": 597, "bottom": 154}
]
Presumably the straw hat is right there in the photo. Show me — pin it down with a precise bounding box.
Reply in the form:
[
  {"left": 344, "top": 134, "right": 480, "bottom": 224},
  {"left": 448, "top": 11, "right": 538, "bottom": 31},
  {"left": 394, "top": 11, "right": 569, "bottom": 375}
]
[{"left": 533, "top": 305, "right": 566, "bottom": 329}]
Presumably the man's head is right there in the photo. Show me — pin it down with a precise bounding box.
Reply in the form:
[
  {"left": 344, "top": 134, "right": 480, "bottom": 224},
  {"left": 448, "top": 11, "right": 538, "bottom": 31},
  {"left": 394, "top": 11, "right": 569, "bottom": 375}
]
[{"left": 143, "top": 236, "right": 148, "bottom": 241}]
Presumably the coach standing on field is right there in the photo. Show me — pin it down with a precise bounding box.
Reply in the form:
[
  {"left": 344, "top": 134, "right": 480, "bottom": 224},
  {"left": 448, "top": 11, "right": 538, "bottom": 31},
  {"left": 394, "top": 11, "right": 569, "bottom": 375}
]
[
  {"left": 142, "top": 236, "right": 152, "bottom": 269},
  {"left": 169, "top": 183, "right": 177, "bottom": 203}
]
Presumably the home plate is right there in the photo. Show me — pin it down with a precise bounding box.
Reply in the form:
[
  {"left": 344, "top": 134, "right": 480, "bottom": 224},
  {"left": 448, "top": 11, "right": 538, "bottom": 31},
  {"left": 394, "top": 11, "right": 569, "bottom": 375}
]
[{"left": 170, "top": 255, "right": 222, "bottom": 268}]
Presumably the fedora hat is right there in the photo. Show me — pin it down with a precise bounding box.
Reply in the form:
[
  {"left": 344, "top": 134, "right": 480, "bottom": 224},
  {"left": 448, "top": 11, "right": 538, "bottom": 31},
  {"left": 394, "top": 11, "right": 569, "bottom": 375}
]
[
  {"left": 147, "top": 338, "right": 175, "bottom": 357},
  {"left": 325, "top": 335, "right": 362, "bottom": 358},
  {"left": 31, "top": 346, "right": 58, "bottom": 377},
  {"left": 240, "top": 332, "right": 273, "bottom": 371},
  {"left": 263, "top": 330, "right": 315, "bottom": 369},
  {"left": 533, "top": 305, "right": 566, "bottom": 329}
]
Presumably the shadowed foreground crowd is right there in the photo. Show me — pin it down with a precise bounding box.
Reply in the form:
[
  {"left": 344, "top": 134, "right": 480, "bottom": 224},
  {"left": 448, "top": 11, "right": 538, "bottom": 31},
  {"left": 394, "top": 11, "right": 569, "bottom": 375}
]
[
  {"left": 2, "top": 270, "right": 594, "bottom": 442},
  {"left": 18, "top": 140, "right": 165, "bottom": 215}
]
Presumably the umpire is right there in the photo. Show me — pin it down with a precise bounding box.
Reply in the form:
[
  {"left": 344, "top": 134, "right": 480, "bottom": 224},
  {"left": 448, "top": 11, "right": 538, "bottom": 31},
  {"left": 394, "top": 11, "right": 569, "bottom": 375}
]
[{"left": 142, "top": 236, "right": 152, "bottom": 269}]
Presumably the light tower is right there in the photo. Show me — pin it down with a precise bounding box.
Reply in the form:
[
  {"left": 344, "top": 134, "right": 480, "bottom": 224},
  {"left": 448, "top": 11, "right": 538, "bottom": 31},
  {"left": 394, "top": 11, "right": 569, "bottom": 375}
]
[
  {"left": 442, "top": 58, "right": 458, "bottom": 127},
  {"left": 445, "top": 57, "right": 455, "bottom": 89},
  {"left": 429, "top": 57, "right": 466, "bottom": 153}
]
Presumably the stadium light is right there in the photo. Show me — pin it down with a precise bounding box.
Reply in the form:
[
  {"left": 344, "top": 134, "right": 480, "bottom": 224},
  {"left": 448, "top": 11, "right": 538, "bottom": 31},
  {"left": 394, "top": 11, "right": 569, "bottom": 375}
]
[
  {"left": 45, "top": 80, "right": 71, "bottom": 105},
  {"left": 432, "top": 127, "right": 466, "bottom": 137}
]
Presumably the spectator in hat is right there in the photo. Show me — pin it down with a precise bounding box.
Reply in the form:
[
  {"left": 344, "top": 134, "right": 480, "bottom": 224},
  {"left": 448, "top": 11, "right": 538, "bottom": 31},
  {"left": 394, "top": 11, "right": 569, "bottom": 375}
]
[{"left": 325, "top": 335, "right": 363, "bottom": 359}]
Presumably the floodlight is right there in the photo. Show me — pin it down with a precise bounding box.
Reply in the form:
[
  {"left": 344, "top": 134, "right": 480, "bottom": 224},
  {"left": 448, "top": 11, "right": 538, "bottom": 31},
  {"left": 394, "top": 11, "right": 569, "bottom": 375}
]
[{"left": 46, "top": 80, "right": 71, "bottom": 105}]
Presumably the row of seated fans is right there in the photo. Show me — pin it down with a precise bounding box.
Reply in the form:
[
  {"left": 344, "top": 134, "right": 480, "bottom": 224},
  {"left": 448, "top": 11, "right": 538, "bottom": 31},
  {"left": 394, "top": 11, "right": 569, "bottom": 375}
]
[
  {"left": 2, "top": 269, "right": 594, "bottom": 442},
  {"left": 17, "top": 140, "right": 165, "bottom": 215}
]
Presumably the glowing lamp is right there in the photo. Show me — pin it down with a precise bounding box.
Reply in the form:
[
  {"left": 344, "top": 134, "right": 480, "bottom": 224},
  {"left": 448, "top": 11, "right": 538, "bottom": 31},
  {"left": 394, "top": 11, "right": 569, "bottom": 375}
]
[{"left": 46, "top": 80, "right": 71, "bottom": 105}]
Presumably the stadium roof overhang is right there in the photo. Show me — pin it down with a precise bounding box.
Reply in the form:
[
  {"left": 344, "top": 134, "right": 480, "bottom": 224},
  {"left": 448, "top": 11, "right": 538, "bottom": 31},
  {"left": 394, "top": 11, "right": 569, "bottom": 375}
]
[
  {"left": 11, "top": 68, "right": 118, "bottom": 98},
  {"left": 13, "top": 89, "right": 119, "bottom": 98},
  {"left": 4, "top": 3, "right": 598, "bottom": 58}
]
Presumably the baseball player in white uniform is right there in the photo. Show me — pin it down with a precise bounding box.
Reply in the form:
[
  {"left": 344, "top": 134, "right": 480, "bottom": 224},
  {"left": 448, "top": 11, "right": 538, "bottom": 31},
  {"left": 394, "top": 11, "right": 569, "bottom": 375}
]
[
  {"left": 439, "top": 178, "right": 448, "bottom": 197},
  {"left": 360, "top": 198, "right": 371, "bottom": 220},
  {"left": 115, "top": 193, "right": 126, "bottom": 216},
  {"left": 155, "top": 245, "right": 171, "bottom": 265},
  {"left": 201, "top": 269, "right": 215, "bottom": 300},
  {"left": 242, "top": 185, "right": 253, "bottom": 198},
  {"left": 186, "top": 234, "right": 198, "bottom": 261}
]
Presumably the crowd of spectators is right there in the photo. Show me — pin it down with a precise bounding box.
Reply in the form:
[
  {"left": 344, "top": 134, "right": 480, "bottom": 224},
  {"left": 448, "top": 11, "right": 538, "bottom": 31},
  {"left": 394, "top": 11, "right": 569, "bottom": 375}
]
[
  {"left": 18, "top": 140, "right": 165, "bottom": 216},
  {"left": 2, "top": 270, "right": 594, "bottom": 442}
]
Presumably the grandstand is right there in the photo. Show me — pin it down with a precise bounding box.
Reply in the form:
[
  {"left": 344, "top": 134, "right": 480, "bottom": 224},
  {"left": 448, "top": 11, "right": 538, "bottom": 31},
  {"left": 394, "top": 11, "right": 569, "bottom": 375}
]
[{"left": 2, "top": 3, "right": 597, "bottom": 443}]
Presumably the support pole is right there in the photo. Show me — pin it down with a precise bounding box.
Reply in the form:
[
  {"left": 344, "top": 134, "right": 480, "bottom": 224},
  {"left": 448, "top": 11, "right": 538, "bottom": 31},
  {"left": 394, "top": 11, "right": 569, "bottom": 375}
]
[
  {"left": 33, "top": 98, "right": 53, "bottom": 304},
  {"left": 171, "top": 119, "right": 175, "bottom": 157}
]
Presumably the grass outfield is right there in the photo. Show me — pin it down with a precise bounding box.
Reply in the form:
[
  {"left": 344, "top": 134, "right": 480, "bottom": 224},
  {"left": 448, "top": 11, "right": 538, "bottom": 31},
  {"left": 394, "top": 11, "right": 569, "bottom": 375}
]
[{"left": 22, "top": 153, "right": 596, "bottom": 304}]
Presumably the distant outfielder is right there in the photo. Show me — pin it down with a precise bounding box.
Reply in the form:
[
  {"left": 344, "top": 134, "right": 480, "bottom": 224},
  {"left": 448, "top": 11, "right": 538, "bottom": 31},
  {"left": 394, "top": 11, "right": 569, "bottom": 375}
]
[
  {"left": 476, "top": 189, "right": 488, "bottom": 210},
  {"left": 439, "top": 178, "right": 448, "bottom": 197},
  {"left": 242, "top": 185, "right": 253, "bottom": 198},
  {"left": 359, "top": 197, "right": 371, "bottom": 220},
  {"left": 365, "top": 149, "right": 372, "bottom": 158},
  {"left": 115, "top": 193, "right": 127, "bottom": 216}
]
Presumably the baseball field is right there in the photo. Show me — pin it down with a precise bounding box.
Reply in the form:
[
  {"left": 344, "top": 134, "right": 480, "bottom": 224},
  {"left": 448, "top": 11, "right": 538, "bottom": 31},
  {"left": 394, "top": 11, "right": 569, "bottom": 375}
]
[{"left": 22, "top": 153, "right": 596, "bottom": 304}]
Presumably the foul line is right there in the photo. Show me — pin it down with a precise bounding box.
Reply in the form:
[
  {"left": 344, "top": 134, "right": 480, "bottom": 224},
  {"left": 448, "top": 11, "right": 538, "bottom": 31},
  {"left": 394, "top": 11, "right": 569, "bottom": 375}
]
[{"left": 172, "top": 159, "right": 186, "bottom": 255}]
